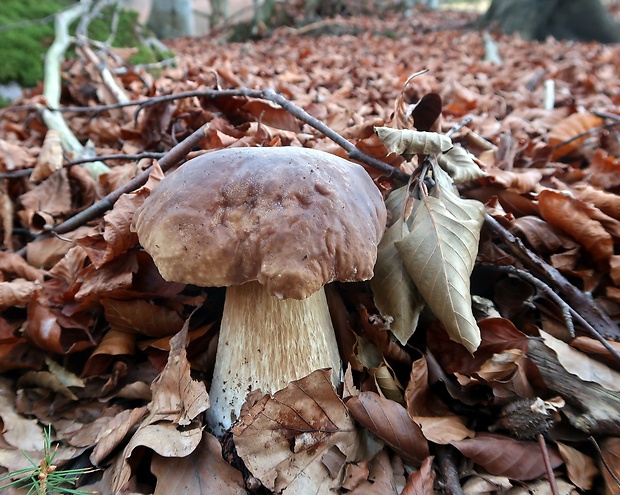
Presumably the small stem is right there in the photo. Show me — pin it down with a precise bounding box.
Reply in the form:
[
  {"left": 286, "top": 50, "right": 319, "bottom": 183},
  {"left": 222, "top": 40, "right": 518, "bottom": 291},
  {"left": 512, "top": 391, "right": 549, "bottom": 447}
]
[{"left": 537, "top": 434, "right": 560, "bottom": 495}]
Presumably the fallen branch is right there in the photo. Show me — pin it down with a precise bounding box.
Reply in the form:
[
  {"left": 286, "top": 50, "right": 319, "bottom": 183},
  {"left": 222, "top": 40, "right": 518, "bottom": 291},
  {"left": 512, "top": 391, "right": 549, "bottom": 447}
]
[{"left": 39, "top": 2, "right": 109, "bottom": 179}]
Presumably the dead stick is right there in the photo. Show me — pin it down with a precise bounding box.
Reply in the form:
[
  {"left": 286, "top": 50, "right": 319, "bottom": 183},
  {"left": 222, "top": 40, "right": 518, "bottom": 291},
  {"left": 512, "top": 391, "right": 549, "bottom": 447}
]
[
  {"left": 484, "top": 214, "right": 620, "bottom": 345},
  {"left": 51, "top": 125, "right": 207, "bottom": 235},
  {"left": 537, "top": 434, "right": 560, "bottom": 495},
  {"left": 435, "top": 445, "right": 465, "bottom": 495}
]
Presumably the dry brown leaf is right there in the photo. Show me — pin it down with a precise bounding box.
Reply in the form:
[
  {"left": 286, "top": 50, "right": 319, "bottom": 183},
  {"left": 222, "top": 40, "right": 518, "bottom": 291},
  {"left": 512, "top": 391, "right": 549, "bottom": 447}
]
[
  {"left": 451, "top": 432, "right": 564, "bottom": 481},
  {"left": 233, "top": 369, "right": 359, "bottom": 494},
  {"left": 540, "top": 331, "right": 620, "bottom": 392},
  {"left": 463, "top": 473, "right": 512, "bottom": 494},
  {"left": 112, "top": 424, "right": 204, "bottom": 492},
  {"left": 506, "top": 478, "right": 578, "bottom": 494},
  {"left": 102, "top": 298, "right": 184, "bottom": 337},
  {"left": 90, "top": 407, "right": 148, "bottom": 465},
  {"left": 401, "top": 455, "right": 435, "bottom": 495},
  {"left": 548, "top": 112, "right": 603, "bottom": 160},
  {"left": 538, "top": 189, "right": 613, "bottom": 265},
  {"left": 0, "top": 279, "right": 36, "bottom": 309},
  {"left": 346, "top": 449, "right": 403, "bottom": 495},
  {"left": 0, "top": 139, "right": 35, "bottom": 170},
  {"left": 0, "top": 377, "right": 44, "bottom": 451},
  {"left": 573, "top": 183, "right": 620, "bottom": 220},
  {"left": 427, "top": 317, "right": 529, "bottom": 375},
  {"left": 601, "top": 437, "right": 620, "bottom": 495},
  {"left": 346, "top": 391, "right": 429, "bottom": 466},
  {"left": 147, "top": 322, "right": 209, "bottom": 426},
  {"left": 556, "top": 441, "right": 598, "bottom": 491},
  {"left": 152, "top": 433, "right": 246, "bottom": 495},
  {"left": 510, "top": 216, "right": 577, "bottom": 255},
  {"left": 405, "top": 357, "right": 474, "bottom": 444},
  {"left": 18, "top": 169, "right": 73, "bottom": 230},
  {"left": 31, "top": 129, "right": 63, "bottom": 181}
]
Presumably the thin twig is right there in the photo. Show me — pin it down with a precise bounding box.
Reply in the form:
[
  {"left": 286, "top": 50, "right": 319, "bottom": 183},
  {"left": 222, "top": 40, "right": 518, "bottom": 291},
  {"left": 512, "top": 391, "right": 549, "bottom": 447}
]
[
  {"left": 489, "top": 264, "right": 575, "bottom": 337},
  {"left": 484, "top": 214, "right": 620, "bottom": 364},
  {"left": 17, "top": 124, "right": 207, "bottom": 259},
  {"left": 537, "top": 434, "right": 560, "bottom": 495},
  {"left": 0, "top": 153, "right": 165, "bottom": 180},
  {"left": 52, "top": 125, "right": 207, "bottom": 235}
]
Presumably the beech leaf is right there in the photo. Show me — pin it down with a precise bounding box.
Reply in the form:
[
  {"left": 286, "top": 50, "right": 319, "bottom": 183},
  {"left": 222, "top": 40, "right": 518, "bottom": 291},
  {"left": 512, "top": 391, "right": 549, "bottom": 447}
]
[
  {"left": 232, "top": 369, "right": 359, "bottom": 494},
  {"left": 395, "top": 173, "right": 484, "bottom": 352},
  {"left": 375, "top": 127, "right": 453, "bottom": 156},
  {"left": 371, "top": 218, "right": 425, "bottom": 345},
  {"left": 436, "top": 145, "right": 487, "bottom": 184},
  {"left": 345, "top": 391, "right": 429, "bottom": 466},
  {"left": 451, "top": 433, "right": 564, "bottom": 481},
  {"left": 540, "top": 330, "right": 620, "bottom": 392}
]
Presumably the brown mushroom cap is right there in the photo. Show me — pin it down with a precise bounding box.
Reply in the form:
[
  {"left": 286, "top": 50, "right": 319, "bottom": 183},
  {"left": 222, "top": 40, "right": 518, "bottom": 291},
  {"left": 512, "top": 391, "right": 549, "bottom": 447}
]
[{"left": 132, "top": 147, "right": 387, "bottom": 300}]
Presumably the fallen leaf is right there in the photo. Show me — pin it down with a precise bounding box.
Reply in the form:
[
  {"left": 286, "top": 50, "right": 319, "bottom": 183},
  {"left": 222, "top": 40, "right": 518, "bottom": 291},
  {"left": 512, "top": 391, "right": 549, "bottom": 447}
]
[
  {"left": 451, "top": 432, "right": 563, "bottom": 481},
  {"left": 556, "top": 441, "right": 598, "bottom": 491},
  {"left": 540, "top": 330, "right": 620, "bottom": 392},
  {"left": 233, "top": 369, "right": 359, "bottom": 494},
  {"left": 152, "top": 432, "right": 246, "bottom": 495},
  {"left": 346, "top": 391, "right": 429, "bottom": 466}
]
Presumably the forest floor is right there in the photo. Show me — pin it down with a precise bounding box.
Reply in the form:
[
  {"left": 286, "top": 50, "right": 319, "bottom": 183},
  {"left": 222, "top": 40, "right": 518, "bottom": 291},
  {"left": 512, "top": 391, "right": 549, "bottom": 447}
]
[{"left": 0, "top": 6, "right": 620, "bottom": 495}]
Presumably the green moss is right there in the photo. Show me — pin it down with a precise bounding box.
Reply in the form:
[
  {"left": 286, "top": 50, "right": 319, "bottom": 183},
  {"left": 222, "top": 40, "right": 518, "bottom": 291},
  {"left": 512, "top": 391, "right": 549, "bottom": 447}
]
[{"left": 0, "top": 0, "right": 173, "bottom": 87}]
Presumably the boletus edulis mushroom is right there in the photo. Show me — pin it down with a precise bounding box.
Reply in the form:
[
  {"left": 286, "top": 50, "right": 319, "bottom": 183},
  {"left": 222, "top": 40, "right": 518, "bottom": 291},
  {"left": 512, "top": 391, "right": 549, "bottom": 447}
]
[{"left": 131, "top": 146, "right": 387, "bottom": 435}]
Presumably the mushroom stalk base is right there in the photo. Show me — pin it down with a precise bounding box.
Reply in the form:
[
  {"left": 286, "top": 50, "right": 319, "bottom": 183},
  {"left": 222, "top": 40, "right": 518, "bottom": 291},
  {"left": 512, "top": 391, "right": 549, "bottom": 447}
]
[{"left": 206, "top": 281, "right": 342, "bottom": 436}]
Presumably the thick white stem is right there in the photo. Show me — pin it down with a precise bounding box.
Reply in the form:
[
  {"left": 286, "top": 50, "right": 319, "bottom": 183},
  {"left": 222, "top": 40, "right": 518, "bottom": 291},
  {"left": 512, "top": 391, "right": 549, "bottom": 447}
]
[{"left": 206, "top": 281, "right": 342, "bottom": 436}]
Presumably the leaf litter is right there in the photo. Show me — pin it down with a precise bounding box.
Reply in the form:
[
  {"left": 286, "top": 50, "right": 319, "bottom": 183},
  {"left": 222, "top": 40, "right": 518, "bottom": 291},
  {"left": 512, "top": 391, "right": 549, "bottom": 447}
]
[{"left": 0, "top": 5, "right": 619, "bottom": 494}]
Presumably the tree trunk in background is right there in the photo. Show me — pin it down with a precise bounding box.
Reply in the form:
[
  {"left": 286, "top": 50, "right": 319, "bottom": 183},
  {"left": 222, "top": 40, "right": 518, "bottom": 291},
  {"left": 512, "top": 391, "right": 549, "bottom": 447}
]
[
  {"left": 477, "top": 0, "right": 620, "bottom": 43},
  {"left": 147, "top": 0, "right": 194, "bottom": 39}
]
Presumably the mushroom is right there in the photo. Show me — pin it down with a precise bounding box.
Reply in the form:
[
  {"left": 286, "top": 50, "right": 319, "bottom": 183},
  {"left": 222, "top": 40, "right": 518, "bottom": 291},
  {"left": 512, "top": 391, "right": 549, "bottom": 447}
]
[{"left": 131, "top": 146, "right": 387, "bottom": 435}]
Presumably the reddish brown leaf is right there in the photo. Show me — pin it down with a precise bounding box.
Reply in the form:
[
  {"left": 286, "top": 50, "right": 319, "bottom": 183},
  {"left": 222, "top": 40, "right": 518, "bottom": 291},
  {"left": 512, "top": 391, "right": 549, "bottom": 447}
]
[
  {"left": 102, "top": 298, "right": 184, "bottom": 337},
  {"left": 451, "top": 433, "right": 563, "bottom": 481},
  {"left": 402, "top": 456, "right": 435, "bottom": 495},
  {"left": 601, "top": 437, "right": 620, "bottom": 495},
  {"left": 346, "top": 391, "right": 429, "bottom": 466},
  {"left": 548, "top": 112, "right": 603, "bottom": 160}
]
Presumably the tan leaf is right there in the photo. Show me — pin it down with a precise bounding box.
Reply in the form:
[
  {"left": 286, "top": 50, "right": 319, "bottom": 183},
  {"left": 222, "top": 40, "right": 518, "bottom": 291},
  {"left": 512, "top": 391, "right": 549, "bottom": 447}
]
[
  {"left": 147, "top": 322, "right": 209, "bottom": 426},
  {"left": 437, "top": 146, "right": 486, "bottom": 184},
  {"left": 233, "top": 369, "right": 358, "bottom": 494},
  {"left": 152, "top": 433, "right": 246, "bottom": 495},
  {"left": 485, "top": 168, "right": 544, "bottom": 194},
  {"left": 548, "top": 112, "right": 603, "bottom": 160},
  {"left": 346, "top": 391, "right": 429, "bottom": 466},
  {"left": 557, "top": 442, "right": 598, "bottom": 490},
  {"left": 395, "top": 170, "right": 484, "bottom": 352},
  {"left": 463, "top": 474, "right": 512, "bottom": 494},
  {"left": 371, "top": 217, "right": 424, "bottom": 346},
  {"left": 0, "top": 377, "right": 44, "bottom": 451},
  {"left": 540, "top": 331, "right": 620, "bottom": 392},
  {"left": 376, "top": 127, "right": 453, "bottom": 156},
  {"left": 31, "top": 129, "right": 63, "bottom": 182},
  {"left": 538, "top": 189, "right": 613, "bottom": 265},
  {"left": 0, "top": 279, "right": 36, "bottom": 309},
  {"left": 112, "top": 424, "right": 204, "bottom": 492},
  {"left": 451, "top": 433, "right": 563, "bottom": 481},
  {"left": 506, "top": 478, "right": 578, "bottom": 494},
  {"left": 90, "top": 407, "right": 148, "bottom": 465},
  {"left": 0, "top": 139, "right": 35, "bottom": 170}
]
